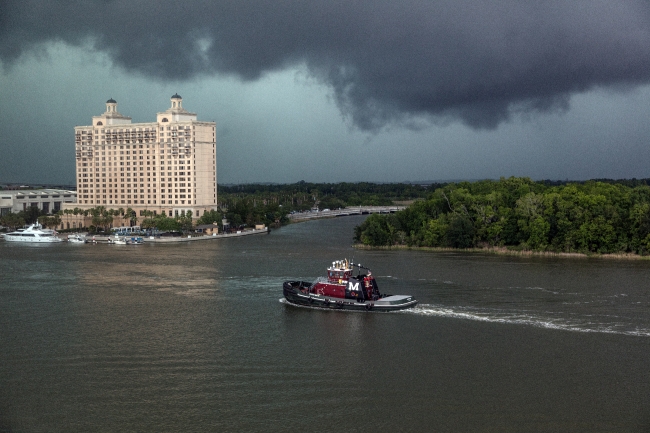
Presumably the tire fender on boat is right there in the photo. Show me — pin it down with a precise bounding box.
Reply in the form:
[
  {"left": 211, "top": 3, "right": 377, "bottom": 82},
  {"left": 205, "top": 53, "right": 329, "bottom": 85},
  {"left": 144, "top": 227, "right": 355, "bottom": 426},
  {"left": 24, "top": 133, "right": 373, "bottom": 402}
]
[{"left": 365, "top": 303, "right": 374, "bottom": 311}]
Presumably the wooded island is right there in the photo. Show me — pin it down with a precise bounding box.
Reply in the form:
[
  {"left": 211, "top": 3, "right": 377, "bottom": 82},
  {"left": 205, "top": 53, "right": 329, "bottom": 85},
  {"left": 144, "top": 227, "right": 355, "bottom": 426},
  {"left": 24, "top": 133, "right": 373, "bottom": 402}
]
[{"left": 354, "top": 177, "right": 650, "bottom": 255}]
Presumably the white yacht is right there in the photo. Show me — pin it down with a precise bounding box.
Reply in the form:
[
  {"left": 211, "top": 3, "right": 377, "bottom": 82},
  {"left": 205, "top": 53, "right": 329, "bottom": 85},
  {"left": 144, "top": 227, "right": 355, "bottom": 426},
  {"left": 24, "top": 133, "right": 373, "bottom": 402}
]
[{"left": 3, "top": 224, "right": 63, "bottom": 243}]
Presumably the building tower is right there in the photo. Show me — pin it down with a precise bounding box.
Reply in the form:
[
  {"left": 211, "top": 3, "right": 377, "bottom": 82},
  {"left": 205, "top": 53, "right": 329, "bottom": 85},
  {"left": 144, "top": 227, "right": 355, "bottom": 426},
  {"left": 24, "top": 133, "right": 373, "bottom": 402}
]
[{"left": 69, "top": 95, "right": 217, "bottom": 224}]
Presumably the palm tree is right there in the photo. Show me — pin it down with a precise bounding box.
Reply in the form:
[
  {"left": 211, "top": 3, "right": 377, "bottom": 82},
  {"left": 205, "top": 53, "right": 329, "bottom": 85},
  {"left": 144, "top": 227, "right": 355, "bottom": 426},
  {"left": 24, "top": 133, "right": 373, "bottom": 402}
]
[
  {"left": 124, "top": 207, "right": 137, "bottom": 227},
  {"left": 103, "top": 212, "right": 113, "bottom": 231},
  {"left": 87, "top": 206, "right": 110, "bottom": 232},
  {"left": 52, "top": 212, "right": 62, "bottom": 229}
]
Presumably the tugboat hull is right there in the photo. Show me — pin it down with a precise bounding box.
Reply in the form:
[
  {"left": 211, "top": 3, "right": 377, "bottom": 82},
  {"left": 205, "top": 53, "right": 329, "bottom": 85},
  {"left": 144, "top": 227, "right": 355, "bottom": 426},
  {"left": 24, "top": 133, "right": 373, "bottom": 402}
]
[{"left": 283, "top": 281, "right": 418, "bottom": 312}]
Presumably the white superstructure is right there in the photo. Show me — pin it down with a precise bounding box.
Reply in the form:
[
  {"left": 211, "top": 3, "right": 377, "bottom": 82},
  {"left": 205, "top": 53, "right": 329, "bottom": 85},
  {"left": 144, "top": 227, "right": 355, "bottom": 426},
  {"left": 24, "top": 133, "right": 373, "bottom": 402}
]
[{"left": 3, "top": 224, "right": 63, "bottom": 243}]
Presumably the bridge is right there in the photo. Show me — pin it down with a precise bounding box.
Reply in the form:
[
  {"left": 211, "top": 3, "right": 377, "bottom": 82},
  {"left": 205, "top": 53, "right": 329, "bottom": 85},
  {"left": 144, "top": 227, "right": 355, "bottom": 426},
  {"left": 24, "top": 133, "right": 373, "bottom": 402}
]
[{"left": 288, "top": 206, "right": 405, "bottom": 221}]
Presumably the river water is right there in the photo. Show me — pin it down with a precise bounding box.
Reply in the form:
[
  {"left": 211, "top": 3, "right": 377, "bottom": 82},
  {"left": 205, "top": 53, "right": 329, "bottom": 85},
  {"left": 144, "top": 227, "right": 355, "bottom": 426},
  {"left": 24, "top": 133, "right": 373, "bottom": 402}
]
[{"left": 1, "top": 215, "right": 649, "bottom": 432}]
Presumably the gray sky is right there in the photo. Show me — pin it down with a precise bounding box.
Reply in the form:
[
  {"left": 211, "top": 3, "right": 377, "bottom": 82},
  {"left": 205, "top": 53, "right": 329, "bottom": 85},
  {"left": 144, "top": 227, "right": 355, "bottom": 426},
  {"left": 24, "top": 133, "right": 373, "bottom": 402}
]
[{"left": 1, "top": 0, "right": 650, "bottom": 185}]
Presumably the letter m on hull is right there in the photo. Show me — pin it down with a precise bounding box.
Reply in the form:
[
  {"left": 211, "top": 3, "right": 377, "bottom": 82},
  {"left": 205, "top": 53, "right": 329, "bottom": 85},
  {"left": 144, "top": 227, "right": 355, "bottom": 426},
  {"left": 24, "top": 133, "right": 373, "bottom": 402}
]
[{"left": 348, "top": 282, "right": 359, "bottom": 291}]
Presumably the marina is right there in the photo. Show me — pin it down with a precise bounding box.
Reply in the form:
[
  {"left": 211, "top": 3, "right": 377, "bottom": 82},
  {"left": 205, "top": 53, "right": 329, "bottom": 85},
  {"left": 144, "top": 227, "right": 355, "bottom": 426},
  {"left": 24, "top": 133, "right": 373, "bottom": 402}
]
[
  {"left": 90, "top": 226, "right": 269, "bottom": 243},
  {"left": 1, "top": 226, "right": 269, "bottom": 244}
]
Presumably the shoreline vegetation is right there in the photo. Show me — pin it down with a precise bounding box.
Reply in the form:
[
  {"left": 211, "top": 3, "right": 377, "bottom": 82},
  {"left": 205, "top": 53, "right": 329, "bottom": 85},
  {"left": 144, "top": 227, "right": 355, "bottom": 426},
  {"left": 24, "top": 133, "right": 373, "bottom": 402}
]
[
  {"left": 353, "top": 243, "right": 650, "bottom": 260},
  {"left": 0, "top": 181, "right": 432, "bottom": 233},
  {"left": 6, "top": 178, "right": 650, "bottom": 262},
  {"left": 354, "top": 177, "right": 650, "bottom": 259}
]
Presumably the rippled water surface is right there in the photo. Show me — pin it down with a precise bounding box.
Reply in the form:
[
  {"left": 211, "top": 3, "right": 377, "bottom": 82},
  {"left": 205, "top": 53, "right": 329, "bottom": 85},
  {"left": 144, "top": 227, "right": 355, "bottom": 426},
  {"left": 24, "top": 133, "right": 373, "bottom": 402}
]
[{"left": 1, "top": 216, "right": 649, "bottom": 432}]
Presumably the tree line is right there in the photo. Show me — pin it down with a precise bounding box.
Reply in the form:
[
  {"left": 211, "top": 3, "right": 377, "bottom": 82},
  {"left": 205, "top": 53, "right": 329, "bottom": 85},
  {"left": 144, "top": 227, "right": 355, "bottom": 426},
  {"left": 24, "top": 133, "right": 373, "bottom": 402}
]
[
  {"left": 216, "top": 181, "right": 433, "bottom": 229},
  {"left": 354, "top": 177, "right": 650, "bottom": 255},
  {"left": 219, "top": 180, "right": 432, "bottom": 212}
]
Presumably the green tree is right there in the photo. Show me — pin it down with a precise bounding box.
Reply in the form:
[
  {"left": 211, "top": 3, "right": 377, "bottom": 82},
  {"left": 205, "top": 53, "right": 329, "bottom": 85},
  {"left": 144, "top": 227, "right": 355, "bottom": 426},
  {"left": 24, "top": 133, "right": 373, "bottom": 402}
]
[
  {"left": 124, "top": 208, "right": 137, "bottom": 226},
  {"left": 177, "top": 211, "right": 193, "bottom": 232},
  {"left": 446, "top": 215, "right": 475, "bottom": 248},
  {"left": 23, "top": 206, "right": 42, "bottom": 224},
  {"left": 354, "top": 214, "right": 393, "bottom": 246},
  {"left": 0, "top": 212, "right": 25, "bottom": 230},
  {"left": 197, "top": 210, "right": 222, "bottom": 226}
]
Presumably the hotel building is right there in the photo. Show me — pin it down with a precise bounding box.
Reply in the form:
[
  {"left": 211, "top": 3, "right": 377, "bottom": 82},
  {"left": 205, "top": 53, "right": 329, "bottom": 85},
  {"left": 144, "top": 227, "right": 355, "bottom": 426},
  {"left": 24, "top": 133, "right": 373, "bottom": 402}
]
[{"left": 71, "top": 94, "right": 217, "bottom": 220}]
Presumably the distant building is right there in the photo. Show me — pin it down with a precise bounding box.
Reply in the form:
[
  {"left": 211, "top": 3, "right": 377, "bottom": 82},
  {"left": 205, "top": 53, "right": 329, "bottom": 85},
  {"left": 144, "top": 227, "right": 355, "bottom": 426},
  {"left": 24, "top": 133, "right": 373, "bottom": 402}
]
[
  {"left": 69, "top": 94, "right": 217, "bottom": 222},
  {"left": 195, "top": 223, "right": 219, "bottom": 235},
  {"left": 0, "top": 189, "right": 77, "bottom": 216}
]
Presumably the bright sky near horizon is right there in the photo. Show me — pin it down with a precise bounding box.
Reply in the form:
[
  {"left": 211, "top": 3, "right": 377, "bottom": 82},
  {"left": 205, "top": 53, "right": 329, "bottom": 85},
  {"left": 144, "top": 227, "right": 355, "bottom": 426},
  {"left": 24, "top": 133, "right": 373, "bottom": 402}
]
[{"left": 1, "top": 1, "right": 650, "bottom": 185}]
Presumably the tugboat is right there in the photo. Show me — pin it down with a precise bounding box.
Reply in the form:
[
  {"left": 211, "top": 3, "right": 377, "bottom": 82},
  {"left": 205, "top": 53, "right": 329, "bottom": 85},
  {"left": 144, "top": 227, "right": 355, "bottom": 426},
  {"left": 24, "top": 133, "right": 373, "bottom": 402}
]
[{"left": 283, "top": 259, "right": 417, "bottom": 312}]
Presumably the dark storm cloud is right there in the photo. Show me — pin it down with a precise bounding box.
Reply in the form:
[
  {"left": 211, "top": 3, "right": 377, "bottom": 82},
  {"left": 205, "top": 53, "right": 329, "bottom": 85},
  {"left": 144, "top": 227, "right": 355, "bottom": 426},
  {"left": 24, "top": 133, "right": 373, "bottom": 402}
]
[{"left": 2, "top": 0, "right": 650, "bottom": 130}]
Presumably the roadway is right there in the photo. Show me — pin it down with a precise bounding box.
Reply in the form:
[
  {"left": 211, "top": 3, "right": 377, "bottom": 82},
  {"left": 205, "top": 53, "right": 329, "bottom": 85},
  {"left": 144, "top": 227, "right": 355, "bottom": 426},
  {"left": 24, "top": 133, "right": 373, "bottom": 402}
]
[{"left": 288, "top": 206, "right": 405, "bottom": 221}]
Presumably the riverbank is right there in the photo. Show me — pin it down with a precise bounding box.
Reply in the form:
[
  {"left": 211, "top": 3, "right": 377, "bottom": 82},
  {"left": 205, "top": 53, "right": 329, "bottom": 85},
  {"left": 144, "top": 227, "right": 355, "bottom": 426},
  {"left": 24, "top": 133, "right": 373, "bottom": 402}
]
[
  {"left": 353, "top": 243, "right": 650, "bottom": 260},
  {"left": 80, "top": 227, "right": 268, "bottom": 243}
]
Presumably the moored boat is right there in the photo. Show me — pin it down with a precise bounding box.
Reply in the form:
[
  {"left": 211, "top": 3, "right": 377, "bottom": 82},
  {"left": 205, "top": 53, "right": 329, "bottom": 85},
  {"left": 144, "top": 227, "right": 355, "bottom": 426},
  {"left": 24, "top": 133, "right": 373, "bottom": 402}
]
[
  {"left": 3, "top": 223, "right": 63, "bottom": 243},
  {"left": 283, "top": 259, "right": 417, "bottom": 312},
  {"left": 109, "top": 236, "right": 127, "bottom": 245},
  {"left": 67, "top": 234, "right": 87, "bottom": 243}
]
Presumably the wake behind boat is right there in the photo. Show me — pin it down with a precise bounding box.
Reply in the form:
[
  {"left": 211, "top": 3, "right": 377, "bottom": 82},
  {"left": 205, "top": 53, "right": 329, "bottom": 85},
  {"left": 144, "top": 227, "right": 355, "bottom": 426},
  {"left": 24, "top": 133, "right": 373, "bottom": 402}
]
[
  {"left": 3, "top": 223, "right": 63, "bottom": 243},
  {"left": 283, "top": 259, "right": 417, "bottom": 312}
]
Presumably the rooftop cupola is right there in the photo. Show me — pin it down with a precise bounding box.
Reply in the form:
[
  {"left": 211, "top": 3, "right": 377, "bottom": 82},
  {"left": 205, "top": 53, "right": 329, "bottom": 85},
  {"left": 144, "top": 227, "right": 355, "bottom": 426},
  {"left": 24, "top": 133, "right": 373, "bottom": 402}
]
[
  {"left": 157, "top": 93, "right": 196, "bottom": 122},
  {"left": 92, "top": 98, "right": 132, "bottom": 126},
  {"left": 106, "top": 98, "right": 118, "bottom": 113},
  {"left": 171, "top": 93, "right": 183, "bottom": 109}
]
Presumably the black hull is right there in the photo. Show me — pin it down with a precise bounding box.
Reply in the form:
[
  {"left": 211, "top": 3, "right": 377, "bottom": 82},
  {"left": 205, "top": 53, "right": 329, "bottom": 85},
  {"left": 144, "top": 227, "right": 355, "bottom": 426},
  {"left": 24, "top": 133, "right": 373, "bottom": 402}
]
[{"left": 283, "top": 281, "right": 418, "bottom": 312}]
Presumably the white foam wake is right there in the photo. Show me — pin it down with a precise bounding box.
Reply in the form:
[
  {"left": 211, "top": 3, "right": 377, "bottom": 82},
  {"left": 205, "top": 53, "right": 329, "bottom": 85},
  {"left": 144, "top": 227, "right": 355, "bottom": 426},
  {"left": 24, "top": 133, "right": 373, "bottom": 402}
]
[{"left": 402, "top": 304, "right": 650, "bottom": 337}]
